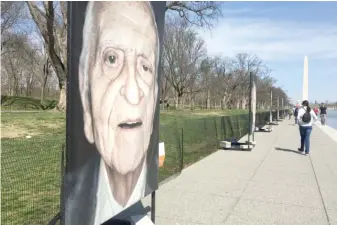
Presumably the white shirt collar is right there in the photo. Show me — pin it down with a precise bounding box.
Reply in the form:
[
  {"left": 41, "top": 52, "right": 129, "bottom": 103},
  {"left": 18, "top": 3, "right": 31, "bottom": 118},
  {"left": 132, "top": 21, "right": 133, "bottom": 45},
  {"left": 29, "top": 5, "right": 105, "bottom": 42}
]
[{"left": 94, "top": 159, "right": 147, "bottom": 225}]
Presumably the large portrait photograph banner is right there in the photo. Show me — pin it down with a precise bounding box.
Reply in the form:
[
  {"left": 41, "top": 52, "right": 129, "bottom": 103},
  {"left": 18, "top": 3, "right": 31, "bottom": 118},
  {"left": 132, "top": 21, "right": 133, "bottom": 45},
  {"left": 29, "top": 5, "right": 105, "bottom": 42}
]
[{"left": 65, "top": 2, "right": 166, "bottom": 225}]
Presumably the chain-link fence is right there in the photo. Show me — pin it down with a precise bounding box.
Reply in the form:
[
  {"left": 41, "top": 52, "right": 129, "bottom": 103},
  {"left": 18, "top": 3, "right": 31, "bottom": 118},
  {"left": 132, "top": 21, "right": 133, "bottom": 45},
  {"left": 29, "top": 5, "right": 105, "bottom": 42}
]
[
  {"left": 1, "top": 135, "right": 63, "bottom": 225},
  {"left": 159, "top": 112, "right": 252, "bottom": 182},
  {"left": 2, "top": 111, "right": 287, "bottom": 225},
  {"left": 159, "top": 122, "right": 183, "bottom": 182},
  {"left": 159, "top": 110, "right": 289, "bottom": 182},
  {"left": 255, "top": 111, "right": 270, "bottom": 129}
]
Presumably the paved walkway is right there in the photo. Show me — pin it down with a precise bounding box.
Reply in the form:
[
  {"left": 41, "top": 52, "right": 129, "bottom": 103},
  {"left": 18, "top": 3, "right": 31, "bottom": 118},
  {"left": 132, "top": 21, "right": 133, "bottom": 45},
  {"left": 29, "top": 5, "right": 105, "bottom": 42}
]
[{"left": 139, "top": 120, "right": 337, "bottom": 225}]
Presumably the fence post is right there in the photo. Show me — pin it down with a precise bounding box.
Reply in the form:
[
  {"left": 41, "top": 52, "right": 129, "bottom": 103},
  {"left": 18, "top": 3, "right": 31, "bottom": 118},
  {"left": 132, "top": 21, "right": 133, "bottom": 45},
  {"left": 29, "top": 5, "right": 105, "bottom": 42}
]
[
  {"left": 220, "top": 117, "right": 224, "bottom": 140},
  {"left": 223, "top": 117, "right": 227, "bottom": 141},
  {"left": 237, "top": 115, "right": 241, "bottom": 139},
  {"left": 180, "top": 127, "right": 184, "bottom": 172},
  {"left": 229, "top": 116, "right": 234, "bottom": 138},
  {"left": 213, "top": 117, "right": 219, "bottom": 149},
  {"left": 60, "top": 144, "right": 65, "bottom": 222}
]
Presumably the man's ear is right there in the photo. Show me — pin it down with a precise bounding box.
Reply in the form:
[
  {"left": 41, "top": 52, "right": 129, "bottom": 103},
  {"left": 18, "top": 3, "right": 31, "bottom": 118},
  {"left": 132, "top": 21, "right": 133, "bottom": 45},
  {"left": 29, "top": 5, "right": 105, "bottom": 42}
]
[{"left": 79, "top": 65, "right": 94, "bottom": 144}]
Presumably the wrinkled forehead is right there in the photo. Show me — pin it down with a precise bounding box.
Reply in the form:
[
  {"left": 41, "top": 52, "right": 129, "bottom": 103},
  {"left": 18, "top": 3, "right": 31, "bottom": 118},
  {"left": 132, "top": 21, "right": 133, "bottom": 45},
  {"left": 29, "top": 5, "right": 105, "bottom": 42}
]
[
  {"left": 92, "top": 2, "right": 157, "bottom": 48},
  {"left": 95, "top": 2, "right": 154, "bottom": 23}
]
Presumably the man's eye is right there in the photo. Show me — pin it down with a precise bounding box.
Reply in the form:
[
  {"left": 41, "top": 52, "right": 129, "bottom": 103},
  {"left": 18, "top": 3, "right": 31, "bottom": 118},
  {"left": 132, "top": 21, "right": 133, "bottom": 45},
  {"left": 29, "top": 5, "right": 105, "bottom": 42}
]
[
  {"left": 142, "top": 65, "right": 149, "bottom": 72},
  {"left": 107, "top": 55, "right": 117, "bottom": 65}
]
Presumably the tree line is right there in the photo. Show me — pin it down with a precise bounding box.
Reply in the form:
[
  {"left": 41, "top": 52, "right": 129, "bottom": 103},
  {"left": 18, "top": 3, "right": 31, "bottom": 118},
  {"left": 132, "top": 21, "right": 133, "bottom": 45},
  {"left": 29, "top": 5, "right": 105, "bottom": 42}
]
[{"left": 1, "top": 1, "right": 289, "bottom": 111}]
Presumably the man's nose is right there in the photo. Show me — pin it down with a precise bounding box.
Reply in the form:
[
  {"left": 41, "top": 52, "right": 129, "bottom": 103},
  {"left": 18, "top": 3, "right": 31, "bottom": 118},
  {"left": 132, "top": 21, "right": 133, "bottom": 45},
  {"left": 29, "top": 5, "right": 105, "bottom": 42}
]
[{"left": 120, "top": 51, "right": 144, "bottom": 105}]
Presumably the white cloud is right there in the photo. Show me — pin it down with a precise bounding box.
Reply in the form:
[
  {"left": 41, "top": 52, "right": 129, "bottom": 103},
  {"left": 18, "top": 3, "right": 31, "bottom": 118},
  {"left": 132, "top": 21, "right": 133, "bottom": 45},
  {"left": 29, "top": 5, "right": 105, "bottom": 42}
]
[{"left": 199, "top": 16, "right": 337, "bottom": 62}]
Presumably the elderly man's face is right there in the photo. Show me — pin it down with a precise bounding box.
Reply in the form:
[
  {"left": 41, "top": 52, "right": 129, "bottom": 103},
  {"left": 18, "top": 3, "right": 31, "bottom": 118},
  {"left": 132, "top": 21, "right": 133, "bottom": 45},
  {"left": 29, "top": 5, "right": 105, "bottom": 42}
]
[{"left": 82, "top": 3, "right": 157, "bottom": 175}]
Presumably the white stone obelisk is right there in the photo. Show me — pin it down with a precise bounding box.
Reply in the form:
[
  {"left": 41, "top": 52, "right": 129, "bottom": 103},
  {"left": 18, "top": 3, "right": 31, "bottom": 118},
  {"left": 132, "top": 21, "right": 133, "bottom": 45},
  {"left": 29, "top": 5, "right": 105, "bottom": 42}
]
[{"left": 302, "top": 55, "right": 309, "bottom": 101}]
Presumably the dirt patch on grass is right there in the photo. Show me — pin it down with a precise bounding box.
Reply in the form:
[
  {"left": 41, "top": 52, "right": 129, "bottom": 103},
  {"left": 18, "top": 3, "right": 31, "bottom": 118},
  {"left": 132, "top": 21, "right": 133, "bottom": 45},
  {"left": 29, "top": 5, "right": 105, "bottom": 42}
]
[
  {"left": 1, "top": 124, "right": 36, "bottom": 138},
  {"left": 192, "top": 111, "right": 224, "bottom": 116},
  {"left": 43, "top": 123, "right": 63, "bottom": 129},
  {"left": 1, "top": 112, "right": 65, "bottom": 139},
  {"left": 1, "top": 122, "right": 64, "bottom": 138}
]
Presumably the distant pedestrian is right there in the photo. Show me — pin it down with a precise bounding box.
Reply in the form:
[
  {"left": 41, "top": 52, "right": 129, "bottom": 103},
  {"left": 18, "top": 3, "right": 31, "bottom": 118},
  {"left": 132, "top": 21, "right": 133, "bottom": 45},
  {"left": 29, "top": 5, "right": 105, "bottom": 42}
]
[
  {"left": 297, "top": 100, "right": 318, "bottom": 155},
  {"left": 294, "top": 105, "right": 299, "bottom": 124},
  {"left": 319, "top": 103, "right": 327, "bottom": 125},
  {"left": 288, "top": 108, "right": 293, "bottom": 119},
  {"left": 313, "top": 107, "right": 319, "bottom": 116}
]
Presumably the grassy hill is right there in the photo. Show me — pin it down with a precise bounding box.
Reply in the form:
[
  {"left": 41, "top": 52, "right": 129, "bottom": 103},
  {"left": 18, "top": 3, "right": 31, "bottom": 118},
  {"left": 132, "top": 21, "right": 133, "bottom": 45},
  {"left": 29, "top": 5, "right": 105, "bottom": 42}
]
[{"left": 1, "top": 96, "right": 57, "bottom": 111}]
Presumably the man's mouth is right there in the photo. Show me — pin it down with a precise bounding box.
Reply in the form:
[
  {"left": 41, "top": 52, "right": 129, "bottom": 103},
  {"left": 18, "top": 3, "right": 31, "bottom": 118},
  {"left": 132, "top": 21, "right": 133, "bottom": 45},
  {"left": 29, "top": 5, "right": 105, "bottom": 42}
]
[{"left": 118, "top": 120, "right": 143, "bottom": 129}]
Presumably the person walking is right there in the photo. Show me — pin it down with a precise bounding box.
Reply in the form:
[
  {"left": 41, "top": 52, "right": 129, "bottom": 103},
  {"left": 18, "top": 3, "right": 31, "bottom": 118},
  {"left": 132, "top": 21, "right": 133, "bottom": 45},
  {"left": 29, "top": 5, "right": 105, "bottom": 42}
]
[
  {"left": 319, "top": 103, "right": 327, "bottom": 125},
  {"left": 294, "top": 105, "right": 299, "bottom": 124},
  {"left": 313, "top": 107, "right": 319, "bottom": 116},
  {"left": 288, "top": 108, "right": 293, "bottom": 120},
  {"left": 297, "top": 100, "right": 318, "bottom": 155}
]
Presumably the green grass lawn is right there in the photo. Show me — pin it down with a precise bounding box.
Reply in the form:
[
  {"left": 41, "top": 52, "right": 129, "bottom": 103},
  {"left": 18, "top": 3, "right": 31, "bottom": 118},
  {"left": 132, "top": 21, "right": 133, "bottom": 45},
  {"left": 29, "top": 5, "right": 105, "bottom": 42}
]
[{"left": 1, "top": 109, "right": 250, "bottom": 225}]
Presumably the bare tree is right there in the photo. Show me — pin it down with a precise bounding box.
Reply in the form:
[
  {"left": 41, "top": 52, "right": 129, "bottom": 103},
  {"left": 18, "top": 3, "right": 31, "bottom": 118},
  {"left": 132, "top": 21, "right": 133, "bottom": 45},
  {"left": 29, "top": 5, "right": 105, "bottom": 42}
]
[
  {"left": 26, "top": 1, "right": 67, "bottom": 111},
  {"left": 160, "top": 66, "right": 170, "bottom": 104},
  {"left": 1, "top": 33, "right": 31, "bottom": 96},
  {"left": 199, "top": 57, "right": 214, "bottom": 109},
  {"left": 255, "top": 68, "right": 276, "bottom": 109},
  {"left": 230, "top": 53, "right": 262, "bottom": 109},
  {"left": 2, "top": 1, "right": 291, "bottom": 112},
  {"left": 39, "top": 51, "right": 51, "bottom": 104},
  {"left": 159, "top": 1, "right": 223, "bottom": 108},
  {"left": 163, "top": 18, "right": 207, "bottom": 108},
  {"left": 1, "top": 1, "right": 26, "bottom": 35},
  {"left": 1, "top": 2, "right": 28, "bottom": 57},
  {"left": 166, "top": 1, "right": 222, "bottom": 29},
  {"left": 210, "top": 56, "right": 237, "bottom": 109},
  {"left": 1, "top": 11, "right": 52, "bottom": 103},
  {"left": 24, "top": 42, "right": 51, "bottom": 103}
]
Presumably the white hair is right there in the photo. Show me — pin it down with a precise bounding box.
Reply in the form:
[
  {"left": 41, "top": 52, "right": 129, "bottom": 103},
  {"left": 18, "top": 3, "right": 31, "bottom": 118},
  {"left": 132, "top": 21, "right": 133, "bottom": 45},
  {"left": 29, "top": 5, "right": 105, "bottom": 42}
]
[{"left": 78, "top": 2, "right": 160, "bottom": 101}]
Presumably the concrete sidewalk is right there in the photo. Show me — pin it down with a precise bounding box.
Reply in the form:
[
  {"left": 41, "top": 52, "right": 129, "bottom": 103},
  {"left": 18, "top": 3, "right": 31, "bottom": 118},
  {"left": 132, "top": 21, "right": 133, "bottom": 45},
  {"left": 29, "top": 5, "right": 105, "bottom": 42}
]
[{"left": 141, "top": 120, "right": 337, "bottom": 225}]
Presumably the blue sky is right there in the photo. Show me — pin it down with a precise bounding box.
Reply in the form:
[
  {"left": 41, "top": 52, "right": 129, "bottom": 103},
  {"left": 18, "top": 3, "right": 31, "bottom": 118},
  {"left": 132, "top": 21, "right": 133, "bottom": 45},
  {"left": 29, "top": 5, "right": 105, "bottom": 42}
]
[{"left": 199, "top": 2, "right": 337, "bottom": 103}]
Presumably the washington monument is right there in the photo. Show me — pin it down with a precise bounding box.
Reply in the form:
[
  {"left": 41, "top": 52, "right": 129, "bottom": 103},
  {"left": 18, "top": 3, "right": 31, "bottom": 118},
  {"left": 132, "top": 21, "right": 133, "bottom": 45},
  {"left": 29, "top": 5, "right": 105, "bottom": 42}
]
[{"left": 302, "top": 55, "right": 309, "bottom": 101}]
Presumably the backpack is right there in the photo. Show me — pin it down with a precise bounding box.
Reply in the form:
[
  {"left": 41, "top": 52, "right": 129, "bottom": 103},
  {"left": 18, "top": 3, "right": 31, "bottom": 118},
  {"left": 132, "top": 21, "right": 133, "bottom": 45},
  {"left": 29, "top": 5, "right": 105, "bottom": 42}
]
[
  {"left": 294, "top": 108, "right": 299, "bottom": 116},
  {"left": 302, "top": 110, "right": 312, "bottom": 123}
]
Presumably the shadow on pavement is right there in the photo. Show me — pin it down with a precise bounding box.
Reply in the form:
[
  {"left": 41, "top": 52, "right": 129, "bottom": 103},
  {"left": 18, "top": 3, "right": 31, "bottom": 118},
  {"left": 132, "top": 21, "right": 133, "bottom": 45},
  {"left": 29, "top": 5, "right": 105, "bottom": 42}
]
[
  {"left": 274, "top": 147, "right": 303, "bottom": 155},
  {"left": 103, "top": 201, "right": 151, "bottom": 225}
]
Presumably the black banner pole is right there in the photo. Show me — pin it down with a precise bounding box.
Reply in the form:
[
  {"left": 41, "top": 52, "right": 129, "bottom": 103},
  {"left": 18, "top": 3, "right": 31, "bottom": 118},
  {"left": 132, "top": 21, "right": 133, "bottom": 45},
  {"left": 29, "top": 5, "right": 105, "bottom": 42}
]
[
  {"left": 151, "top": 191, "right": 156, "bottom": 223},
  {"left": 60, "top": 1, "right": 73, "bottom": 224}
]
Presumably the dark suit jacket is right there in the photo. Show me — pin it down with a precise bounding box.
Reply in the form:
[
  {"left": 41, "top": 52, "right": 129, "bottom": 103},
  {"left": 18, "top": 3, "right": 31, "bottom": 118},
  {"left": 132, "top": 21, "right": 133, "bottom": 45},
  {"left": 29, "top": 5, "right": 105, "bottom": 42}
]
[
  {"left": 64, "top": 152, "right": 100, "bottom": 225},
  {"left": 64, "top": 153, "right": 152, "bottom": 225}
]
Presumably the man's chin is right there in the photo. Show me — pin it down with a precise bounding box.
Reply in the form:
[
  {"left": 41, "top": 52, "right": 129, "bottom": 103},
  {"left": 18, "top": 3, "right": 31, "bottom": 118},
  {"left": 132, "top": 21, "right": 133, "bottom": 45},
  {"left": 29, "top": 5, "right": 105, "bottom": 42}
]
[
  {"left": 112, "top": 155, "right": 145, "bottom": 175},
  {"left": 114, "top": 164, "right": 141, "bottom": 175}
]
